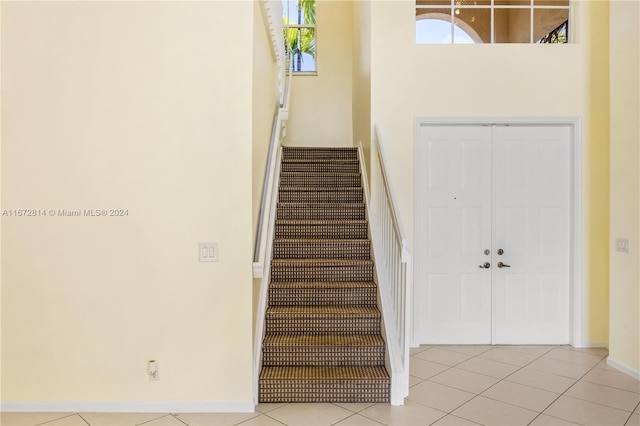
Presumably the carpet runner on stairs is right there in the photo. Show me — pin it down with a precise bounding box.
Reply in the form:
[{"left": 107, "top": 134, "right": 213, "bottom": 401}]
[{"left": 258, "top": 146, "right": 390, "bottom": 403}]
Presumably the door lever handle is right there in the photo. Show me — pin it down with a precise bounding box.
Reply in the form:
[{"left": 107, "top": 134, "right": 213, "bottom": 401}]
[
  {"left": 479, "top": 262, "right": 491, "bottom": 269},
  {"left": 497, "top": 262, "right": 511, "bottom": 268}
]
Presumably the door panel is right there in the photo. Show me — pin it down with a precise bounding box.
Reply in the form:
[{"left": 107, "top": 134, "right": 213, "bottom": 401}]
[
  {"left": 416, "top": 125, "right": 492, "bottom": 344},
  {"left": 493, "top": 125, "right": 571, "bottom": 344}
]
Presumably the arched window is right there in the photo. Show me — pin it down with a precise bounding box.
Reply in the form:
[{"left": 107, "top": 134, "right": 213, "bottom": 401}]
[{"left": 416, "top": 15, "right": 482, "bottom": 44}]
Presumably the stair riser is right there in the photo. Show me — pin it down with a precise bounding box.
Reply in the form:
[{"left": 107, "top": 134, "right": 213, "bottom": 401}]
[
  {"left": 276, "top": 204, "right": 366, "bottom": 221},
  {"left": 274, "top": 223, "right": 368, "bottom": 240},
  {"left": 268, "top": 287, "right": 377, "bottom": 306},
  {"left": 262, "top": 348, "right": 385, "bottom": 366},
  {"left": 265, "top": 316, "right": 380, "bottom": 334},
  {"left": 273, "top": 240, "right": 371, "bottom": 260},
  {"left": 258, "top": 382, "right": 390, "bottom": 403},
  {"left": 281, "top": 162, "right": 360, "bottom": 174},
  {"left": 278, "top": 190, "right": 363, "bottom": 204},
  {"left": 271, "top": 264, "right": 374, "bottom": 282},
  {"left": 282, "top": 149, "right": 358, "bottom": 161},
  {"left": 280, "top": 173, "right": 361, "bottom": 188}
]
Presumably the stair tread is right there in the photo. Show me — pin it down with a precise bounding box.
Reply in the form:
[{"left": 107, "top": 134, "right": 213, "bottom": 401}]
[
  {"left": 274, "top": 238, "right": 369, "bottom": 242},
  {"left": 260, "top": 366, "right": 389, "bottom": 380},
  {"left": 269, "top": 281, "right": 376, "bottom": 288},
  {"left": 275, "top": 219, "right": 367, "bottom": 224},
  {"left": 263, "top": 334, "right": 385, "bottom": 346},
  {"left": 271, "top": 259, "right": 373, "bottom": 265},
  {"left": 279, "top": 187, "right": 362, "bottom": 191},
  {"left": 267, "top": 306, "right": 380, "bottom": 315}
]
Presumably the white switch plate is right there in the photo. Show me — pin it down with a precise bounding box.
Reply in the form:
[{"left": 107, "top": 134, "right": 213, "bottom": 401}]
[
  {"left": 616, "top": 238, "right": 630, "bottom": 254},
  {"left": 199, "top": 243, "right": 219, "bottom": 262}
]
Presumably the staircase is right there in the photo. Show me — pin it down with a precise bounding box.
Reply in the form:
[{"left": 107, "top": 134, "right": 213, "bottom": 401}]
[{"left": 258, "top": 146, "right": 390, "bottom": 403}]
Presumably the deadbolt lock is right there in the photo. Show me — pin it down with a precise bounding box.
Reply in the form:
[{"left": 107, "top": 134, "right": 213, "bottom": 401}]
[
  {"left": 497, "top": 249, "right": 504, "bottom": 255},
  {"left": 484, "top": 249, "right": 490, "bottom": 255}
]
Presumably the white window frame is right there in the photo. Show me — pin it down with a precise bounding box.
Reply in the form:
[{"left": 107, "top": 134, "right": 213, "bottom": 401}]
[{"left": 415, "top": 0, "right": 571, "bottom": 44}]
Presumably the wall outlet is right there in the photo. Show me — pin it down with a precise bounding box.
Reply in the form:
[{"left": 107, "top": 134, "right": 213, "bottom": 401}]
[
  {"left": 148, "top": 360, "right": 159, "bottom": 381},
  {"left": 199, "top": 243, "right": 218, "bottom": 262},
  {"left": 616, "top": 238, "right": 630, "bottom": 254}
]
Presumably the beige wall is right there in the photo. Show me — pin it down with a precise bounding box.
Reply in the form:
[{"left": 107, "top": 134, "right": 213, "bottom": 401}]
[
  {"left": 370, "top": 0, "right": 611, "bottom": 346},
  {"left": 609, "top": 0, "right": 640, "bottom": 373},
  {"left": 352, "top": 1, "right": 372, "bottom": 174},
  {"left": 252, "top": 4, "right": 279, "bottom": 333},
  {"left": 286, "top": 0, "right": 354, "bottom": 147},
  {"left": 2, "top": 1, "right": 254, "bottom": 408}
]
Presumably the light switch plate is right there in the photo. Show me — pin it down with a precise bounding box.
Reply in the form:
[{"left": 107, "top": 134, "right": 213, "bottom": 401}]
[
  {"left": 616, "top": 238, "right": 630, "bottom": 254},
  {"left": 199, "top": 243, "right": 219, "bottom": 262}
]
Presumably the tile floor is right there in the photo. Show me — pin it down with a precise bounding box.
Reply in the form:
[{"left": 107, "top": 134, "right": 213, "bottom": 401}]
[{"left": 3, "top": 345, "right": 639, "bottom": 426}]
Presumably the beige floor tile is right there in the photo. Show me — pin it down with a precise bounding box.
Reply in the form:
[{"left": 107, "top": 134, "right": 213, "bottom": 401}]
[
  {"left": 237, "top": 415, "right": 285, "bottom": 425},
  {"left": 452, "top": 396, "right": 538, "bottom": 425},
  {"left": 255, "top": 404, "right": 289, "bottom": 414},
  {"left": 455, "top": 357, "right": 520, "bottom": 379},
  {"left": 266, "top": 403, "right": 352, "bottom": 426},
  {"left": 436, "top": 346, "right": 493, "bottom": 357},
  {"left": 581, "top": 368, "right": 640, "bottom": 393},
  {"left": 139, "top": 416, "right": 186, "bottom": 426},
  {"left": 481, "top": 380, "right": 560, "bottom": 412},
  {"left": 542, "top": 348, "right": 605, "bottom": 367},
  {"left": 0, "top": 413, "right": 75, "bottom": 426},
  {"left": 409, "top": 375, "right": 424, "bottom": 387},
  {"left": 332, "top": 403, "right": 375, "bottom": 414},
  {"left": 506, "top": 367, "right": 577, "bottom": 393},
  {"left": 636, "top": 403, "right": 640, "bottom": 413},
  {"left": 500, "top": 346, "right": 555, "bottom": 356},
  {"left": 431, "top": 414, "right": 481, "bottom": 425},
  {"left": 596, "top": 360, "right": 622, "bottom": 372},
  {"left": 568, "top": 347, "right": 609, "bottom": 356},
  {"left": 333, "top": 414, "right": 385, "bottom": 425},
  {"left": 566, "top": 380, "right": 640, "bottom": 412},
  {"left": 175, "top": 412, "right": 260, "bottom": 426},
  {"left": 527, "top": 357, "right": 592, "bottom": 379},
  {"left": 429, "top": 367, "right": 500, "bottom": 394},
  {"left": 627, "top": 413, "right": 640, "bottom": 426},
  {"left": 78, "top": 413, "right": 167, "bottom": 426},
  {"left": 544, "top": 395, "right": 631, "bottom": 425},
  {"left": 40, "top": 415, "right": 89, "bottom": 426},
  {"left": 414, "top": 348, "right": 474, "bottom": 366},
  {"left": 477, "top": 348, "right": 538, "bottom": 367},
  {"left": 409, "top": 357, "right": 449, "bottom": 379},
  {"left": 407, "top": 380, "right": 475, "bottom": 412},
  {"left": 358, "top": 400, "right": 446, "bottom": 426},
  {"left": 528, "top": 414, "right": 580, "bottom": 425},
  {"left": 410, "top": 346, "right": 430, "bottom": 356}
]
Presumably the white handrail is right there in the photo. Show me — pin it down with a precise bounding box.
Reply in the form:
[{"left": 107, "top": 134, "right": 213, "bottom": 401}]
[
  {"left": 361, "top": 125, "right": 411, "bottom": 405},
  {"left": 253, "top": 57, "right": 293, "bottom": 276}
]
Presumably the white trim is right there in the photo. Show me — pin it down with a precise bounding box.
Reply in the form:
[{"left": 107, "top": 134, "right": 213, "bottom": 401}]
[
  {"left": 0, "top": 401, "right": 255, "bottom": 413},
  {"left": 606, "top": 357, "right": 640, "bottom": 380},
  {"left": 573, "top": 340, "right": 609, "bottom": 349},
  {"left": 413, "top": 116, "right": 583, "bottom": 346}
]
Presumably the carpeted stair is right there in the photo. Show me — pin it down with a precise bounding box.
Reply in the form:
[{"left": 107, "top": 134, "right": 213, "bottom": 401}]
[{"left": 258, "top": 146, "right": 390, "bottom": 403}]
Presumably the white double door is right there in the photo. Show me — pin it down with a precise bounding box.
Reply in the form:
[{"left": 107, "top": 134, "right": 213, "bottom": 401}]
[{"left": 415, "top": 124, "right": 572, "bottom": 344}]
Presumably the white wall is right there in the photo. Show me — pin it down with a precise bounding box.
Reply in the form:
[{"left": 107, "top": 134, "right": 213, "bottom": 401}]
[
  {"left": 1, "top": 1, "right": 254, "bottom": 410},
  {"left": 609, "top": 0, "right": 640, "bottom": 375},
  {"left": 252, "top": 3, "right": 279, "bottom": 332},
  {"left": 285, "top": 0, "right": 354, "bottom": 147},
  {"left": 369, "top": 0, "right": 611, "bottom": 346},
  {"left": 352, "top": 1, "right": 372, "bottom": 174}
]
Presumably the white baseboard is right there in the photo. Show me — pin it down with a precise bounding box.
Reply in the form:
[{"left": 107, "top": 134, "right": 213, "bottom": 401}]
[
  {"left": 606, "top": 357, "right": 640, "bottom": 380},
  {"left": 0, "top": 401, "right": 255, "bottom": 413}
]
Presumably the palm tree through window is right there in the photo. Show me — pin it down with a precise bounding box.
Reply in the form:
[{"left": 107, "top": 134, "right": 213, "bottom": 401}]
[{"left": 283, "top": 0, "right": 316, "bottom": 73}]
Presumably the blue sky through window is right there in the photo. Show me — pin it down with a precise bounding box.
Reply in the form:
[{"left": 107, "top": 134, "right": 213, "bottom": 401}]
[{"left": 416, "top": 19, "right": 475, "bottom": 44}]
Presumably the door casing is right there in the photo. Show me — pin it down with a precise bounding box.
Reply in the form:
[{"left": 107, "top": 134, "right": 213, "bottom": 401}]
[{"left": 413, "top": 117, "right": 583, "bottom": 348}]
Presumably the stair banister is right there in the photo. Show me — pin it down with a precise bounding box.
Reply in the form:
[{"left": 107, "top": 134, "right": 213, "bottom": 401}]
[{"left": 360, "top": 125, "right": 412, "bottom": 405}]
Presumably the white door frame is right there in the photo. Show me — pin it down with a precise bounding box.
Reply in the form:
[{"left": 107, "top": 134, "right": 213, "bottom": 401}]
[{"left": 413, "top": 117, "right": 583, "bottom": 348}]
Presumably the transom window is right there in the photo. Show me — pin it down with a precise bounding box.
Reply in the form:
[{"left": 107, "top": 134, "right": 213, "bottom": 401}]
[
  {"left": 283, "top": 0, "right": 316, "bottom": 73},
  {"left": 416, "top": 0, "right": 570, "bottom": 44}
]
